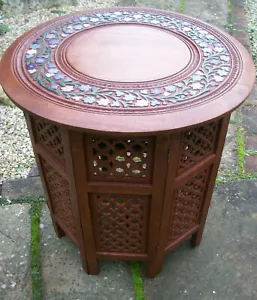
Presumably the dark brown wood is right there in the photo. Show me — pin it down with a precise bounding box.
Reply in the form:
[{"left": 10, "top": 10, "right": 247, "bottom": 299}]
[
  {"left": 66, "top": 24, "right": 191, "bottom": 82},
  {"left": 0, "top": 8, "right": 255, "bottom": 278},
  {"left": 87, "top": 182, "right": 152, "bottom": 195},
  {"left": 191, "top": 115, "right": 231, "bottom": 247},
  {"left": 147, "top": 135, "right": 170, "bottom": 277},
  {"left": 165, "top": 225, "right": 199, "bottom": 253},
  {"left": 67, "top": 131, "right": 99, "bottom": 274},
  {"left": 34, "top": 144, "right": 68, "bottom": 180},
  {"left": 24, "top": 113, "right": 64, "bottom": 238},
  {"left": 151, "top": 131, "right": 182, "bottom": 277},
  {"left": 0, "top": 8, "right": 255, "bottom": 134},
  {"left": 61, "top": 129, "right": 93, "bottom": 273},
  {"left": 96, "top": 252, "right": 148, "bottom": 261}
]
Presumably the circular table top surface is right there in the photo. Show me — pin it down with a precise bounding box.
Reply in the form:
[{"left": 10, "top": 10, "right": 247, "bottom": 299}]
[{"left": 0, "top": 7, "right": 255, "bottom": 134}]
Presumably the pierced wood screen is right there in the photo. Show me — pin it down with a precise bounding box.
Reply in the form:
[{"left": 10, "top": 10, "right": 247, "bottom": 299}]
[
  {"left": 33, "top": 117, "right": 65, "bottom": 164},
  {"left": 90, "top": 194, "right": 149, "bottom": 253},
  {"left": 85, "top": 136, "right": 154, "bottom": 183},
  {"left": 178, "top": 121, "right": 219, "bottom": 173},
  {"left": 42, "top": 158, "right": 76, "bottom": 238},
  {"left": 166, "top": 169, "right": 209, "bottom": 245}
]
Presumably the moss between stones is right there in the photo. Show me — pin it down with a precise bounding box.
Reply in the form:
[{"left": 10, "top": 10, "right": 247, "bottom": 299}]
[
  {"left": 30, "top": 202, "right": 43, "bottom": 300},
  {"left": 0, "top": 196, "right": 46, "bottom": 206},
  {"left": 236, "top": 126, "right": 245, "bottom": 176},
  {"left": 179, "top": 0, "right": 185, "bottom": 13},
  {"left": 50, "top": 9, "right": 67, "bottom": 14},
  {"left": 130, "top": 262, "right": 145, "bottom": 300}
]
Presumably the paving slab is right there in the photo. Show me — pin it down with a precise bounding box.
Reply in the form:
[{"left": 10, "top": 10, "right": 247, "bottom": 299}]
[
  {"left": 40, "top": 205, "right": 134, "bottom": 300},
  {"left": 244, "top": 85, "right": 257, "bottom": 106},
  {"left": 27, "top": 163, "right": 39, "bottom": 178},
  {"left": 245, "top": 135, "right": 257, "bottom": 152},
  {"left": 242, "top": 106, "right": 257, "bottom": 134},
  {"left": 183, "top": 0, "right": 228, "bottom": 29},
  {"left": 231, "top": 0, "right": 246, "bottom": 9},
  {"left": 244, "top": 155, "right": 257, "bottom": 173},
  {"left": 118, "top": 0, "right": 136, "bottom": 6},
  {"left": 218, "top": 124, "right": 237, "bottom": 177},
  {"left": 143, "top": 180, "right": 257, "bottom": 300},
  {"left": 136, "top": 0, "right": 180, "bottom": 11},
  {"left": 0, "top": 204, "right": 32, "bottom": 300},
  {"left": 2, "top": 177, "right": 44, "bottom": 199}
]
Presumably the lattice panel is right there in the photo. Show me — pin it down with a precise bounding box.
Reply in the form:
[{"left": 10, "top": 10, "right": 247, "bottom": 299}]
[
  {"left": 86, "top": 136, "right": 154, "bottom": 182},
  {"left": 90, "top": 194, "right": 149, "bottom": 253},
  {"left": 167, "top": 169, "right": 209, "bottom": 244},
  {"left": 33, "top": 117, "right": 65, "bottom": 164},
  {"left": 42, "top": 159, "right": 76, "bottom": 238},
  {"left": 178, "top": 121, "right": 219, "bottom": 173}
]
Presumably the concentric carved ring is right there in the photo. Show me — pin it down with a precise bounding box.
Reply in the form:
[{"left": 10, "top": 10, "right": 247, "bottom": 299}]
[{"left": 16, "top": 8, "right": 241, "bottom": 114}]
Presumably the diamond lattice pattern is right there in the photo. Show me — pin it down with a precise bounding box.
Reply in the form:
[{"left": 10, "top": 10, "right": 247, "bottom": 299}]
[
  {"left": 167, "top": 170, "right": 208, "bottom": 244},
  {"left": 42, "top": 159, "right": 76, "bottom": 238},
  {"left": 178, "top": 122, "right": 218, "bottom": 173},
  {"left": 90, "top": 194, "right": 149, "bottom": 253},
  {"left": 34, "top": 117, "right": 65, "bottom": 163}
]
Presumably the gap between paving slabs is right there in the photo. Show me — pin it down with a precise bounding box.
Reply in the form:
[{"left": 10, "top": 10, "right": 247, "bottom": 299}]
[{"left": 1, "top": 197, "right": 139, "bottom": 300}]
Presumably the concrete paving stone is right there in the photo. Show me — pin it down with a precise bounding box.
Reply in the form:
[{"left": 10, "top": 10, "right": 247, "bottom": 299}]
[
  {"left": 40, "top": 205, "right": 134, "bottom": 300},
  {"left": 27, "top": 163, "right": 39, "bottom": 178},
  {"left": 242, "top": 106, "right": 257, "bottom": 134},
  {"left": 218, "top": 124, "right": 237, "bottom": 177},
  {"left": 244, "top": 155, "right": 257, "bottom": 173},
  {"left": 118, "top": 0, "right": 136, "bottom": 6},
  {"left": 2, "top": 177, "right": 44, "bottom": 200},
  {"left": 136, "top": 0, "right": 180, "bottom": 11},
  {"left": 0, "top": 204, "right": 32, "bottom": 300},
  {"left": 183, "top": 0, "right": 228, "bottom": 30},
  {"left": 143, "top": 180, "right": 257, "bottom": 300},
  {"left": 245, "top": 135, "right": 257, "bottom": 152},
  {"left": 244, "top": 85, "right": 257, "bottom": 106},
  {"left": 231, "top": 0, "right": 246, "bottom": 9}
]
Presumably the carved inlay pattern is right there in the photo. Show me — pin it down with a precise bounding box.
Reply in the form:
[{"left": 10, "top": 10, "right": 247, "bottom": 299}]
[
  {"left": 33, "top": 117, "right": 65, "bottom": 164},
  {"left": 90, "top": 194, "right": 149, "bottom": 253},
  {"left": 178, "top": 121, "right": 218, "bottom": 173},
  {"left": 167, "top": 170, "right": 208, "bottom": 244},
  {"left": 42, "top": 159, "right": 76, "bottom": 237},
  {"left": 19, "top": 8, "right": 242, "bottom": 114},
  {"left": 85, "top": 136, "right": 154, "bottom": 183}
]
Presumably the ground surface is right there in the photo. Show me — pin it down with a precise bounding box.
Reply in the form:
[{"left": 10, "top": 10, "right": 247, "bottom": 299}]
[{"left": 1, "top": 0, "right": 257, "bottom": 299}]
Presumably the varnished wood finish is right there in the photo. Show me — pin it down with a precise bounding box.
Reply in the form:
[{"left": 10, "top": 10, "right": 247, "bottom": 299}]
[
  {"left": 67, "top": 131, "right": 99, "bottom": 274},
  {"left": 0, "top": 7, "right": 255, "bottom": 133},
  {"left": 24, "top": 113, "right": 64, "bottom": 238},
  {"left": 0, "top": 7, "right": 255, "bottom": 278},
  {"left": 147, "top": 135, "right": 170, "bottom": 277},
  {"left": 191, "top": 115, "right": 231, "bottom": 247},
  {"left": 66, "top": 24, "right": 191, "bottom": 82}
]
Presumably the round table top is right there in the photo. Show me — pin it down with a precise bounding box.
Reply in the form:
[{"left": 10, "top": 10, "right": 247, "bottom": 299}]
[{"left": 0, "top": 7, "right": 255, "bottom": 134}]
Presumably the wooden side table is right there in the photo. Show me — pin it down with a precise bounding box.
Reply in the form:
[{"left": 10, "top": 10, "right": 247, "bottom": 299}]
[{"left": 0, "top": 7, "right": 255, "bottom": 278}]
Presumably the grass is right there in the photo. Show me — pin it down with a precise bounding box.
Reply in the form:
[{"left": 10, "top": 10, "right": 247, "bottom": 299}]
[
  {"left": 226, "top": 0, "right": 233, "bottom": 34},
  {"left": 236, "top": 127, "right": 245, "bottom": 176},
  {"left": 50, "top": 9, "right": 67, "bottom": 14},
  {"left": 179, "top": 0, "right": 185, "bottom": 13},
  {"left": 30, "top": 202, "right": 43, "bottom": 300},
  {"left": 130, "top": 262, "right": 146, "bottom": 300},
  {"left": 0, "top": 196, "right": 46, "bottom": 206}
]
